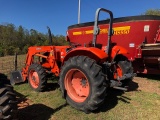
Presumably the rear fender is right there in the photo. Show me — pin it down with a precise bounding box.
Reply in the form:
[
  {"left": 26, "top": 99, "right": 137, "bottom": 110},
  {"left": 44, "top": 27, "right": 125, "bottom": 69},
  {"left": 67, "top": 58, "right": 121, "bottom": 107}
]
[
  {"left": 63, "top": 47, "right": 108, "bottom": 63},
  {"left": 111, "top": 45, "right": 128, "bottom": 58}
]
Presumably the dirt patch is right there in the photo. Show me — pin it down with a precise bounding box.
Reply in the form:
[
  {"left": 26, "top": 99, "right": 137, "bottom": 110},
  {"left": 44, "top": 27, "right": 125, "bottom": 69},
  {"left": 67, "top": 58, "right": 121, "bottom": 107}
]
[
  {"left": 12, "top": 98, "right": 33, "bottom": 119},
  {"left": 17, "top": 99, "right": 33, "bottom": 109},
  {"left": 131, "top": 77, "right": 160, "bottom": 95},
  {"left": 13, "top": 97, "right": 55, "bottom": 120}
]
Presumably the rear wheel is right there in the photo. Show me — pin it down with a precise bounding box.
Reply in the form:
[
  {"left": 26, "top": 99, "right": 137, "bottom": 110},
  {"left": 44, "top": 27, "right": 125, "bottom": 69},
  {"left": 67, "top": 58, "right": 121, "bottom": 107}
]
[
  {"left": 59, "top": 56, "right": 107, "bottom": 113},
  {"left": 28, "top": 63, "right": 47, "bottom": 92},
  {"left": 114, "top": 55, "right": 133, "bottom": 87},
  {"left": 0, "top": 83, "right": 17, "bottom": 119}
]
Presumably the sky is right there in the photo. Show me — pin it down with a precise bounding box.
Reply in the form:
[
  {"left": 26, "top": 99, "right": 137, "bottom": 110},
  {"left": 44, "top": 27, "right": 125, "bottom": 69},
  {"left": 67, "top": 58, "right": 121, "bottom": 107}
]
[{"left": 0, "top": 0, "right": 160, "bottom": 35}]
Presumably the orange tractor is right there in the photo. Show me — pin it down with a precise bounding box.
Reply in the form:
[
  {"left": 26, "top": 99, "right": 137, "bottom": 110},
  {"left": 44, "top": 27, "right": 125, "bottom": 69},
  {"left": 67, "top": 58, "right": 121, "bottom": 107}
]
[{"left": 10, "top": 8, "right": 134, "bottom": 113}]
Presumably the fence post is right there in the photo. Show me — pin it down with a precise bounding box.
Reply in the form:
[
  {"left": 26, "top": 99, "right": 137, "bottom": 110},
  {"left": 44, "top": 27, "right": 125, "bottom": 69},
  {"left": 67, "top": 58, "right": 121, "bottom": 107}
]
[{"left": 14, "top": 52, "right": 17, "bottom": 71}]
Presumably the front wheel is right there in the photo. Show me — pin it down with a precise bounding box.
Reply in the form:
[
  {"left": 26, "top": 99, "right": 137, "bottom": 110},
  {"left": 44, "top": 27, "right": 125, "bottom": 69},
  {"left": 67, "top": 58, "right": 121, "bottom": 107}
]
[
  {"left": 59, "top": 56, "right": 108, "bottom": 113},
  {"left": 28, "top": 63, "right": 47, "bottom": 92}
]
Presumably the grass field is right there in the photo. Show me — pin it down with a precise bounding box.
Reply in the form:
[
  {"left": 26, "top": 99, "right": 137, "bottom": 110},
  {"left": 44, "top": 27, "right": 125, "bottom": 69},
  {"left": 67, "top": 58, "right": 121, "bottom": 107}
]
[
  {"left": 12, "top": 77, "right": 160, "bottom": 120},
  {"left": 0, "top": 55, "right": 160, "bottom": 120}
]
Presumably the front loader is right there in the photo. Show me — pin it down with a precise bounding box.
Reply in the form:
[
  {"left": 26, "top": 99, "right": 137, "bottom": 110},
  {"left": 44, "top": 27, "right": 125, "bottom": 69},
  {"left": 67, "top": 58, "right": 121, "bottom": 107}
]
[{"left": 10, "top": 8, "right": 135, "bottom": 113}]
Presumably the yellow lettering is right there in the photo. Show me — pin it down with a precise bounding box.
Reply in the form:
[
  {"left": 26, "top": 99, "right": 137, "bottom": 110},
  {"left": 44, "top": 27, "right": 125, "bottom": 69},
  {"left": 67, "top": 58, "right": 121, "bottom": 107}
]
[
  {"left": 73, "top": 31, "right": 82, "bottom": 35},
  {"left": 72, "top": 26, "right": 130, "bottom": 36},
  {"left": 85, "top": 30, "right": 93, "bottom": 34}
]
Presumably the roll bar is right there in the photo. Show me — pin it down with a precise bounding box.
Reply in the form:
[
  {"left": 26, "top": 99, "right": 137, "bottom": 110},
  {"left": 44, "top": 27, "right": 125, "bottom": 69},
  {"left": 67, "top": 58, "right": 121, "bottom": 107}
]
[{"left": 92, "top": 8, "right": 113, "bottom": 54}]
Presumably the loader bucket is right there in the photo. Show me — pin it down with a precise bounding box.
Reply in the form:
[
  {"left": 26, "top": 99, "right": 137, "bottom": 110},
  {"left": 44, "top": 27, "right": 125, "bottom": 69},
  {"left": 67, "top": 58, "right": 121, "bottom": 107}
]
[{"left": 10, "top": 70, "right": 24, "bottom": 85}]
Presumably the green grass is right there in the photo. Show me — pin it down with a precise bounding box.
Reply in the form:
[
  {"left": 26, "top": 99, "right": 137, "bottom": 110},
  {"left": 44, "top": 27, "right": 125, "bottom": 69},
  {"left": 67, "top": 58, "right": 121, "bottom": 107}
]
[
  {"left": 1, "top": 55, "right": 160, "bottom": 120},
  {"left": 13, "top": 79, "right": 160, "bottom": 120}
]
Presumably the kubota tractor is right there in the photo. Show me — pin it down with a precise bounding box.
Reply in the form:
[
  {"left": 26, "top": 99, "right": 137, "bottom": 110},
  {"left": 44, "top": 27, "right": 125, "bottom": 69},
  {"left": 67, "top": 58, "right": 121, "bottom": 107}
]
[{"left": 10, "top": 8, "right": 134, "bottom": 113}]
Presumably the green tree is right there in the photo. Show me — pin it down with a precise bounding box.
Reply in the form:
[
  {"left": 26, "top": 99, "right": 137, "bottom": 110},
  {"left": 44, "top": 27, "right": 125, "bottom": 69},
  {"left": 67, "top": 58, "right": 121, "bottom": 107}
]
[
  {"left": 0, "top": 23, "right": 67, "bottom": 56},
  {"left": 144, "top": 9, "right": 160, "bottom": 16}
]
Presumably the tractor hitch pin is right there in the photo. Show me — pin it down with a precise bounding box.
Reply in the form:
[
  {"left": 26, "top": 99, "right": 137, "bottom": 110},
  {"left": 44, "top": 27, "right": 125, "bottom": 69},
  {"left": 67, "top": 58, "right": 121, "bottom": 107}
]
[
  {"left": 113, "top": 86, "right": 127, "bottom": 91},
  {"left": 110, "top": 80, "right": 127, "bottom": 91}
]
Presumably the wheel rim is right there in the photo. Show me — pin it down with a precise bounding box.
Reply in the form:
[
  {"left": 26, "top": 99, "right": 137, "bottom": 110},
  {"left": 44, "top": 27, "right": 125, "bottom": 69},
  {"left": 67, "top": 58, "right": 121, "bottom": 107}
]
[
  {"left": 65, "top": 69, "right": 90, "bottom": 103},
  {"left": 29, "top": 70, "right": 40, "bottom": 89},
  {"left": 114, "top": 65, "right": 123, "bottom": 79}
]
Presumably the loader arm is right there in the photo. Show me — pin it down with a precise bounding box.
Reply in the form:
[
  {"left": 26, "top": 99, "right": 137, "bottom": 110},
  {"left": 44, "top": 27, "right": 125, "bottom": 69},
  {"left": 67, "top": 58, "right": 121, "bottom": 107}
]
[{"left": 22, "top": 46, "right": 56, "bottom": 81}]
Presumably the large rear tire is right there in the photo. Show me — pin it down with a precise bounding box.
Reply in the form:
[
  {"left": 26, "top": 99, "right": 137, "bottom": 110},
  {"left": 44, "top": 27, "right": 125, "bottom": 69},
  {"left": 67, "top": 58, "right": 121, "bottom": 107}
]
[
  {"left": 0, "top": 83, "right": 17, "bottom": 120},
  {"left": 28, "top": 63, "right": 47, "bottom": 92},
  {"left": 59, "top": 56, "right": 107, "bottom": 113}
]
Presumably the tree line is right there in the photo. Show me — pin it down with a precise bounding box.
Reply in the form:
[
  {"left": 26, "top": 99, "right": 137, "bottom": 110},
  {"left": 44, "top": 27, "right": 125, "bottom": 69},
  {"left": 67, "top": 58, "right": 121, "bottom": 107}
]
[{"left": 0, "top": 23, "right": 68, "bottom": 57}]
